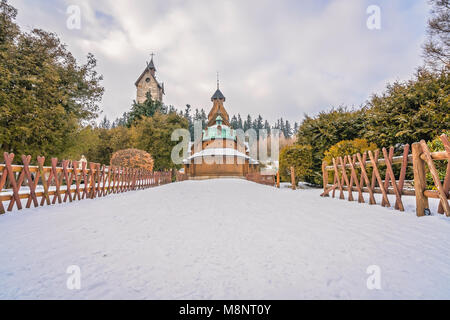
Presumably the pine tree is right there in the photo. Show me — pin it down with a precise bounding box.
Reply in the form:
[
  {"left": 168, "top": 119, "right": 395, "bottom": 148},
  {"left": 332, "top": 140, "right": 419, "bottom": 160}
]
[
  {"left": 294, "top": 122, "right": 299, "bottom": 134},
  {"left": 230, "top": 115, "right": 238, "bottom": 129},
  {"left": 168, "top": 105, "right": 176, "bottom": 114},
  {"left": 194, "top": 109, "right": 201, "bottom": 122},
  {"left": 237, "top": 114, "right": 243, "bottom": 130},
  {"left": 200, "top": 109, "right": 207, "bottom": 129},
  {"left": 244, "top": 114, "right": 252, "bottom": 131},
  {"left": 99, "top": 116, "right": 111, "bottom": 129},
  {"left": 256, "top": 115, "right": 263, "bottom": 130},
  {"left": 264, "top": 120, "right": 271, "bottom": 135},
  {"left": 127, "top": 93, "right": 164, "bottom": 126},
  {"left": 279, "top": 118, "right": 286, "bottom": 137},
  {"left": 285, "top": 120, "right": 292, "bottom": 138},
  {"left": 184, "top": 104, "right": 194, "bottom": 137},
  {"left": 184, "top": 104, "right": 192, "bottom": 120}
]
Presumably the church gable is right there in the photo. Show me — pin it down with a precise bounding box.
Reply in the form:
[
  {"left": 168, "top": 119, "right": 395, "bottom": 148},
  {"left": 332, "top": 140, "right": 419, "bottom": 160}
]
[
  {"left": 207, "top": 88, "right": 230, "bottom": 126},
  {"left": 207, "top": 102, "right": 230, "bottom": 126}
]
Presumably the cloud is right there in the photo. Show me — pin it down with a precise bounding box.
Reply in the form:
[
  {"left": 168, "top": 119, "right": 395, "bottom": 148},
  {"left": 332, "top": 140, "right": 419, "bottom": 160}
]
[{"left": 10, "top": 0, "right": 429, "bottom": 123}]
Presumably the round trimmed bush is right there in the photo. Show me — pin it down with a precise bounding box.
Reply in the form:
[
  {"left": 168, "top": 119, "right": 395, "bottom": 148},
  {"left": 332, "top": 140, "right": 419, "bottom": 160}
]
[{"left": 110, "top": 148, "right": 154, "bottom": 171}]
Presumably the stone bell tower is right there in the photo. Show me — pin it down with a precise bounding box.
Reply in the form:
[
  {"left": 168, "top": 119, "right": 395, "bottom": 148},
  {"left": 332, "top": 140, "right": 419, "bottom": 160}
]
[{"left": 135, "top": 54, "right": 165, "bottom": 104}]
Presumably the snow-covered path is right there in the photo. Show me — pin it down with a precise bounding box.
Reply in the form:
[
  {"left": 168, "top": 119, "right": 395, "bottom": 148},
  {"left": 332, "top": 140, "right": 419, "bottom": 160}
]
[{"left": 1, "top": 179, "right": 450, "bottom": 300}]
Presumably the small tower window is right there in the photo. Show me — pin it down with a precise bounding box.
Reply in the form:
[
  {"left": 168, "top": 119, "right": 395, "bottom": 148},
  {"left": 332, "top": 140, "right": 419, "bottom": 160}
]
[{"left": 145, "top": 78, "right": 151, "bottom": 83}]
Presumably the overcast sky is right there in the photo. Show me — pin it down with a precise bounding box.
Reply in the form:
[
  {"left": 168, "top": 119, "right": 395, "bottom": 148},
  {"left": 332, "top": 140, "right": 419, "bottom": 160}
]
[{"left": 10, "top": 0, "right": 429, "bottom": 123}]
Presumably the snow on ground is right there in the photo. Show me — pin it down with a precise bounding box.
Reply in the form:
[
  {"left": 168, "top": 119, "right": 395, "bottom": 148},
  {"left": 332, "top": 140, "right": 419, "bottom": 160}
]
[{"left": 1, "top": 179, "right": 450, "bottom": 300}]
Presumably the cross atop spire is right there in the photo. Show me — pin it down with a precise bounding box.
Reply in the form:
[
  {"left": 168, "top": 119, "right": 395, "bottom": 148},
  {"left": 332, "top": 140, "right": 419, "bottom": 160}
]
[{"left": 147, "top": 53, "right": 156, "bottom": 71}]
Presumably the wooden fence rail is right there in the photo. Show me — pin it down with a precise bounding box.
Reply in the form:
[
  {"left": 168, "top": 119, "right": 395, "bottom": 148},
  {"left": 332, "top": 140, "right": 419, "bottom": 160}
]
[
  {"left": 0, "top": 153, "right": 172, "bottom": 215},
  {"left": 246, "top": 173, "right": 276, "bottom": 187},
  {"left": 321, "top": 134, "right": 450, "bottom": 217}
]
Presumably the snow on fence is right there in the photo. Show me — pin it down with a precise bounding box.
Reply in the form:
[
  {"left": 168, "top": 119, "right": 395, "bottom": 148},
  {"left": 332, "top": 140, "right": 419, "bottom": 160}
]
[
  {"left": 0, "top": 153, "right": 172, "bottom": 214},
  {"left": 321, "top": 134, "right": 450, "bottom": 217},
  {"left": 246, "top": 173, "right": 276, "bottom": 187}
]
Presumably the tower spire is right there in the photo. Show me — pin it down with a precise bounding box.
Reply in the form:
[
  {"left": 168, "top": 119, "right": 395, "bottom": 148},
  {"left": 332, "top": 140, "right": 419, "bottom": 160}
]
[{"left": 148, "top": 52, "right": 156, "bottom": 71}]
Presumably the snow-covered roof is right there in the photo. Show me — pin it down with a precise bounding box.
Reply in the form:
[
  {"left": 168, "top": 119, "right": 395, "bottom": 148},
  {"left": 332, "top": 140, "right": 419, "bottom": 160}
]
[
  {"left": 185, "top": 148, "right": 251, "bottom": 163},
  {"left": 188, "top": 148, "right": 249, "bottom": 159},
  {"left": 183, "top": 148, "right": 260, "bottom": 165}
]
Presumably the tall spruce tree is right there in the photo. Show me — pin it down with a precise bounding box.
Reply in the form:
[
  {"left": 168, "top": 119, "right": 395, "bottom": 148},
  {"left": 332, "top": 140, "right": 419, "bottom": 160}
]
[
  {"left": 127, "top": 92, "right": 164, "bottom": 126},
  {"left": 264, "top": 120, "right": 271, "bottom": 134},
  {"left": 200, "top": 109, "right": 207, "bottom": 129},
  {"left": 230, "top": 115, "right": 238, "bottom": 129},
  {"left": 244, "top": 114, "right": 252, "bottom": 131},
  {"left": 237, "top": 114, "right": 243, "bottom": 130}
]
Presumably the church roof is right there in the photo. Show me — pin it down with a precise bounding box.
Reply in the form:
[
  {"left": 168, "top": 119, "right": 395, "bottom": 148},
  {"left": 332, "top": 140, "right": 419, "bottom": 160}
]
[
  {"left": 203, "top": 124, "right": 236, "bottom": 141},
  {"left": 211, "top": 89, "right": 226, "bottom": 101},
  {"left": 184, "top": 148, "right": 250, "bottom": 161},
  {"left": 148, "top": 58, "right": 156, "bottom": 71},
  {"left": 182, "top": 148, "right": 260, "bottom": 165}
]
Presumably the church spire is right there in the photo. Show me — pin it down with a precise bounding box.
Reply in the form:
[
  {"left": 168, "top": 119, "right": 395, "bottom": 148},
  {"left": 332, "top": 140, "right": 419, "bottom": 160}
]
[
  {"left": 208, "top": 73, "right": 229, "bottom": 126},
  {"left": 211, "top": 72, "right": 226, "bottom": 102},
  {"left": 147, "top": 53, "right": 156, "bottom": 74}
]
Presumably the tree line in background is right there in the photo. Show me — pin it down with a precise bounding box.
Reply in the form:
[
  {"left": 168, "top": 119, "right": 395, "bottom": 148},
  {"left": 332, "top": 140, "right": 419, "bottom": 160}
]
[
  {"left": 104, "top": 98, "right": 299, "bottom": 140},
  {"left": 283, "top": 0, "right": 449, "bottom": 185},
  {"left": 95, "top": 91, "right": 300, "bottom": 169}
]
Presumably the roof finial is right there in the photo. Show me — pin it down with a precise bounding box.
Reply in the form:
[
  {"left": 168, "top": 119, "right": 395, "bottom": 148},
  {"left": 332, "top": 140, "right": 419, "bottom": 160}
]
[
  {"left": 147, "top": 52, "right": 156, "bottom": 71},
  {"left": 217, "top": 71, "right": 220, "bottom": 90}
]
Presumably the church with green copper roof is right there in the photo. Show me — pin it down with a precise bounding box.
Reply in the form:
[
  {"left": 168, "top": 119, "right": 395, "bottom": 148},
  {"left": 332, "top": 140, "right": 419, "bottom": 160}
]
[{"left": 183, "top": 82, "right": 259, "bottom": 179}]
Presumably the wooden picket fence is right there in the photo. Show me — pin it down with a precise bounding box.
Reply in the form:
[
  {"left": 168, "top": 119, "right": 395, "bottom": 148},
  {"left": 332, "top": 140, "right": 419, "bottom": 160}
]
[
  {"left": 246, "top": 173, "right": 276, "bottom": 187},
  {"left": 176, "top": 172, "right": 188, "bottom": 182},
  {"left": 321, "top": 134, "right": 450, "bottom": 217},
  {"left": 0, "top": 153, "right": 172, "bottom": 215}
]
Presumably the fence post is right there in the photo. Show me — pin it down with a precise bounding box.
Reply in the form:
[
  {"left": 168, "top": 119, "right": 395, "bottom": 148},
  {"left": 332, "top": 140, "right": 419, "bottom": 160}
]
[
  {"left": 412, "top": 143, "right": 429, "bottom": 217},
  {"left": 276, "top": 171, "right": 280, "bottom": 189},
  {"left": 322, "top": 161, "right": 329, "bottom": 197},
  {"left": 291, "top": 167, "right": 296, "bottom": 191},
  {"left": 438, "top": 135, "right": 450, "bottom": 214}
]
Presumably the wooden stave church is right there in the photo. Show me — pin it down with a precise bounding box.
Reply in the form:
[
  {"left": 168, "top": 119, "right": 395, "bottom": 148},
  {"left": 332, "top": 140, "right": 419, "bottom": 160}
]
[{"left": 183, "top": 85, "right": 259, "bottom": 179}]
